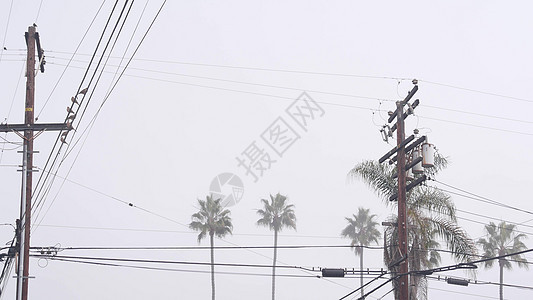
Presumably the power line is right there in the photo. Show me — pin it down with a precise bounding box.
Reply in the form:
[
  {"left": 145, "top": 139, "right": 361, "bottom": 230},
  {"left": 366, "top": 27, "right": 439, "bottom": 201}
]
[
  {"left": 33, "top": 1, "right": 169, "bottom": 232},
  {"left": 30, "top": 0, "right": 125, "bottom": 225},
  {"left": 427, "top": 274, "right": 533, "bottom": 292},
  {"left": 47, "top": 61, "right": 380, "bottom": 112},
  {"left": 44, "top": 50, "right": 410, "bottom": 81},
  {"left": 45, "top": 55, "right": 533, "bottom": 126},
  {"left": 34, "top": 0, "right": 44, "bottom": 23},
  {"left": 0, "top": 0, "right": 14, "bottom": 66},
  {"left": 32, "top": 254, "right": 316, "bottom": 271},
  {"left": 32, "top": 0, "right": 136, "bottom": 228},
  {"left": 420, "top": 247, "right": 533, "bottom": 266},
  {"left": 420, "top": 79, "right": 533, "bottom": 104},
  {"left": 428, "top": 285, "right": 503, "bottom": 299},
  {"left": 36, "top": 224, "right": 352, "bottom": 239},
  {"left": 0, "top": 59, "right": 25, "bottom": 164},
  {"left": 422, "top": 104, "right": 532, "bottom": 125},
  {"left": 417, "top": 248, "right": 533, "bottom": 277},
  {"left": 46, "top": 56, "right": 397, "bottom": 103},
  {"left": 35, "top": 0, "right": 107, "bottom": 120},
  {"left": 455, "top": 207, "right": 533, "bottom": 231},
  {"left": 418, "top": 116, "right": 533, "bottom": 136},
  {"left": 47, "top": 60, "right": 533, "bottom": 138},
  {"left": 43, "top": 50, "right": 533, "bottom": 105},
  {"left": 31, "top": 244, "right": 385, "bottom": 251},
  {"left": 431, "top": 179, "right": 533, "bottom": 216},
  {"left": 34, "top": 256, "right": 321, "bottom": 278}
]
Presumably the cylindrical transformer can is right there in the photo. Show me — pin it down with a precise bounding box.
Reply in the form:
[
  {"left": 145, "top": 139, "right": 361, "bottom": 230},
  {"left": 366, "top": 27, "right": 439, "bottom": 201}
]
[
  {"left": 422, "top": 143, "right": 435, "bottom": 167},
  {"left": 413, "top": 149, "right": 424, "bottom": 174}
]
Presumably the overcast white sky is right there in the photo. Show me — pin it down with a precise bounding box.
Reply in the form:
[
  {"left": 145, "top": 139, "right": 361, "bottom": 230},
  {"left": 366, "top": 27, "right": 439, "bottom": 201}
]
[{"left": 0, "top": 1, "right": 532, "bottom": 299}]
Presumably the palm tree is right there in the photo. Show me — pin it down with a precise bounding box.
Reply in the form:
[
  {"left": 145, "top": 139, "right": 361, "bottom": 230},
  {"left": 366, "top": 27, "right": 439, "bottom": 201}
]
[
  {"left": 349, "top": 159, "right": 477, "bottom": 300},
  {"left": 256, "top": 193, "right": 297, "bottom": 300},
  {"left": 189, "top": 195, "right": 233, "bottom": 300},
  {"left": 341, "top": 207, "right": 381, "bottom": 297},
  {"left": 478, "top": 221, "right": 528, "bottom": 300}
]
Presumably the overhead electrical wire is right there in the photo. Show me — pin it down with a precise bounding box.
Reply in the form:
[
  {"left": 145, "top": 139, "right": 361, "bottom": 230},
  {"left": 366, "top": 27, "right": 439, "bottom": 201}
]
[
  {"left": 418, "top": 116, "right": 532, "bottom": 136},
  {"left": 34, "top": 257, "right": 322, "bottom": 279},
  {"left": 35, "top": 0, "right": 108, "bottom": 120},
  {"left": 30, "top": 0, "right": 124, "bottom": 222},
  {"left": 419, "top": 193, "right": 533, "bottom": 236},
  {"left": 45, "top": 60, "right": 533, "bottom": 138},
  {"left": 422, "top": 104, "right": 532, "bottom": 125},
  {"left": 36, "top": 223, "right": 350, "bottom": 240},
  {"left": 33, "top": 0, "right": 170, "bottom": 232},
  {"left": 422, "top": 205, "right": 533, "bottom": 237},
  {"left": 52, "top": 0, "right": 137, "bottom": 178},
  {"left": 44, "top": 50, "right": 410, "bottom": 81},
  {"left": 427, "top": 274, "right": 533, "bottom": 291},
  {"left": 29, "top": 164, "right": 532, "bottom": 288},
  {"left": 46, "top": 56, "right": 397, "bottom": 103},
  {"left": 31, "top": 244, "right": 385, "bottom": 251},
  {"left": 0, "top": 234, "right": 16, "bottom": 298},
  {"left": 428, "top": 285, "right": 506, "bottom": 299},
  {"left": 31, "top": 0, "right": 132, "bottom": 227},
  {"left": 0, "top": 0, "right": 14, "bottom": 66},
  {"left": 47, "top": 62, "right": 380, "bottom": 112},
  {"left": 43, "top": 50, "right": 533, "bottom": 105},
  {"left": 32, "top": 254, "right": 316, "bottom": 271},
  {"left": 45, "top": 55, "right": 533, "bottom": 127},
  {"left": 455, "top": 207, "right": 533, "bottom": 231},
  {"left": 353, "top": 248, "right": 533, "bottom": 300},
  {"left": 34, "top": 0, "right": 44, "bottom": 23},
  {"left": 431, "top": 179, "right": 533, "bottom": 216},
  {"left": 417, "top": 247, "right": 533, "bottom": 266},
  {"left": 0, "top": 58, "right": 25, "bottom": 164},
  {"left": 419, "top": 79, "right": 533, "bottom": 104}
]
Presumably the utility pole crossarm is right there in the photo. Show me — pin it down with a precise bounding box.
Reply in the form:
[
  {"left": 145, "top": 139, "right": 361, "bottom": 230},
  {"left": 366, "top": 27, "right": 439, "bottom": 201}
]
[
  {"left": 0, "top": 123, "right": 69, "bottom": 132},
  {"left": 387, "top": 85, "right": 419, "bottom": 123}
]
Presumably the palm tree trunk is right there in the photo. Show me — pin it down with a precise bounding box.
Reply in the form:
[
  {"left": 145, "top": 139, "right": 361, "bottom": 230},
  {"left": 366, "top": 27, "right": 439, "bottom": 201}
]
[
  {"left": 359, "top": 247, "right": 364, "bottom": 297},
  {"left": 272, "top": 230, "right": 278, "bottom": 300},
  {"left": 210, "top": 233, "right": 215, "bottom": 300},
  {"left": 499, "top": 259, "right": 503, "bottom": 300}
]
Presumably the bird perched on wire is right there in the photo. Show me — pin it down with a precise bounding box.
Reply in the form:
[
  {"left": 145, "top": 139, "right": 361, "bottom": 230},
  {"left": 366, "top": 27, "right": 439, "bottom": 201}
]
[
  {"left": 67, "top": 114, "right": 76, "bottom": 121},
  {"left": 60, "top": 131, "right": 68, "bottom": 144},
  {"left": 78, "top": 87, "right": 88, "bottom": 95},
  {"left": 71, "top": 96, "right": 79, "bottom": 105},
  {"left": 66, "top": 107, "right": 74, "bottom": 114}
]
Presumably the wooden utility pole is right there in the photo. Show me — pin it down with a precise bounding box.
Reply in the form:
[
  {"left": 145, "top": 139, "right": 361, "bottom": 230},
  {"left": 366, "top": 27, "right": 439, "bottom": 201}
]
[
  {"left": 17, "top": 25, "right": 37, "bottom": 300},
  {"left": 395, "top": 100, "right": 409, "bottom": 300},
  {"left": 0, "top": 25, "right": 68, "bottom": 300},
  {"left": 378, "top": 82, "right": 424, "bottom": 300}
]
